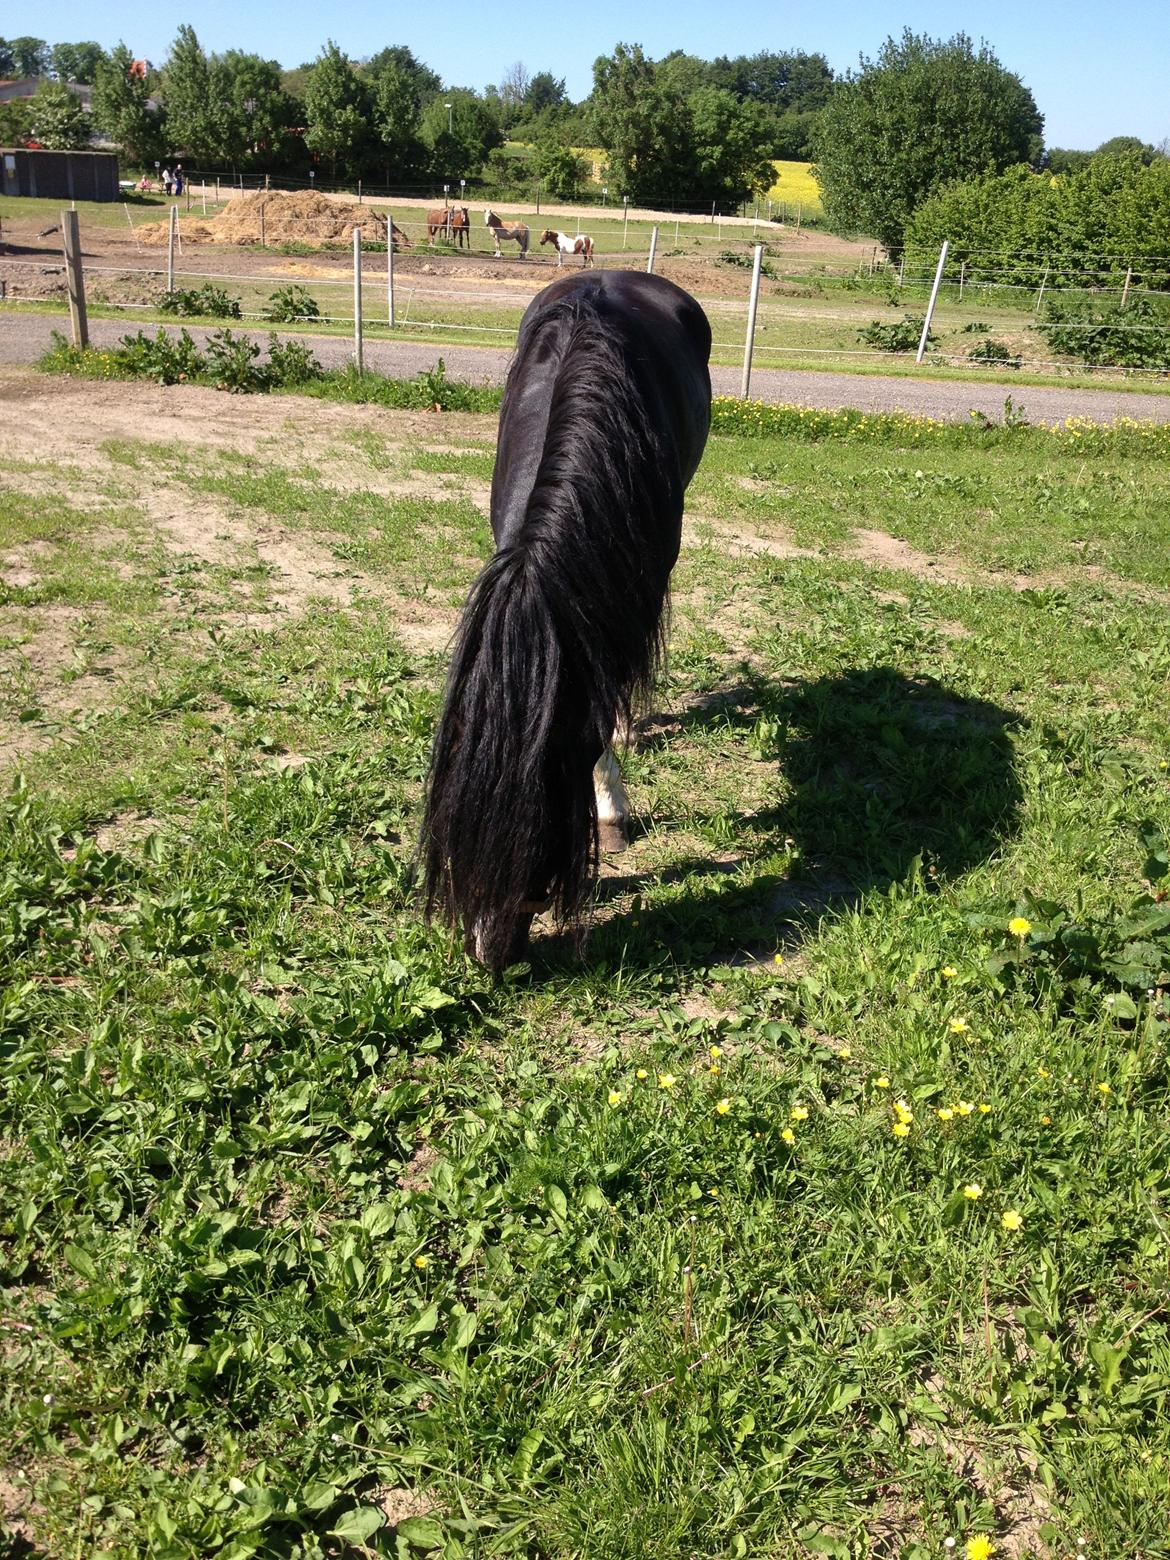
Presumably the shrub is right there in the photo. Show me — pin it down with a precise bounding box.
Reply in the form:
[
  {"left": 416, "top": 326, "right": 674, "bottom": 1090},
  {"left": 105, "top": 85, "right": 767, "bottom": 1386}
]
[
  {"left": 1038, "top": 293, "right": 1170, "bottom": 370},
  {"left": 962, "top": 321, "right": 992, "bottom": 333},
  {"left": 159, "top": 284, "right": 242, "bottom": 319},
  {"left": 967, "top": 338, "right": 1022, "bottom": 368},
  {"left": 265, "top": 334, "right": 323, "bottom": 387},
  {"left": 115, "top": 328, "right": 203, "bottom": 385},
  {"left": 857, "top": 314, "right": 934, "bottom": 353},
  {"left": 718, "top": 249, "right": 779, "bottom": 280},
  {"left": 264, "top": 285, "right": 322, "bottom": 323},
  {"left": 203, "top": 329, "right": 264, "bottom": 393}
]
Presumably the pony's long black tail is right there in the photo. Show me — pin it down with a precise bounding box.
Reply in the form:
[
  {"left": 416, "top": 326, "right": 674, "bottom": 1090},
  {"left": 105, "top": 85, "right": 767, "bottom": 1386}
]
[{"left": 422, "top": 296, "right": 684, "bottom": 970}]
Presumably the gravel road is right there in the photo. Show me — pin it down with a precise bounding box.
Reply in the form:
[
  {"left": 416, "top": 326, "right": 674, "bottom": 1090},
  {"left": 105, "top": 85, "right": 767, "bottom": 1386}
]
[{"left": 4, "top": 312, "right": 1170, "bottom": 425}]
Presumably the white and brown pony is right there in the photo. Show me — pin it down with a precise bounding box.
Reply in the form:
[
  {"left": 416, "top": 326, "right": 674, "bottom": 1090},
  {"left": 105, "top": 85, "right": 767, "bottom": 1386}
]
[
  {"left": 421, "top": 271, "right": 712, "bottom": 971},
  {"left": 540, "top": 228, "right": 594, "bottom": 268},
  {"left": 484, "top": 208, "right": 529, "bottom": 258}
]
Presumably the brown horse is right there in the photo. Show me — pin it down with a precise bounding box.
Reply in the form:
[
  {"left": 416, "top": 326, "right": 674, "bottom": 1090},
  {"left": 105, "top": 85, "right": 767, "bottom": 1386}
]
[
  {"left": 427, "top": 206, "right": 470, "bottom": 246},
  {"left": 540, "top": 228, "right": 594, "bottom": 268},
  {"left": 484, "top": 207, "right": 529, "bottom": 258}
]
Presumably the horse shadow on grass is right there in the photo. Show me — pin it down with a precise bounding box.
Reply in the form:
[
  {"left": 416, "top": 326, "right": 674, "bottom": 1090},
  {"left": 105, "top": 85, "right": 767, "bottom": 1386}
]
[{"left": 533, "top": 666, "right": 1024, "bottom": 973}]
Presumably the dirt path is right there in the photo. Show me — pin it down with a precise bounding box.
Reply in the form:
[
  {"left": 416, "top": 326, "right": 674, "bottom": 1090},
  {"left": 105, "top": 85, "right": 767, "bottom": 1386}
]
[{"left": 4, "top": 318, "right": 1170, "bottom": 425}]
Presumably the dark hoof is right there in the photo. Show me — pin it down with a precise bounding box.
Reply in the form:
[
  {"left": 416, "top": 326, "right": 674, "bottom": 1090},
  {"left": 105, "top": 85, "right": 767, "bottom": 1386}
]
[{"left": 599, "top": 819, "right": 629, "bottom": 853}]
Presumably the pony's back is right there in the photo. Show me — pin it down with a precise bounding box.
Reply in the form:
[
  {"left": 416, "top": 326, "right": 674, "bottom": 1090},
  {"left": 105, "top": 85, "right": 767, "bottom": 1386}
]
[{"left": 422, "top": 273, "right": 711, "bottom": 969}]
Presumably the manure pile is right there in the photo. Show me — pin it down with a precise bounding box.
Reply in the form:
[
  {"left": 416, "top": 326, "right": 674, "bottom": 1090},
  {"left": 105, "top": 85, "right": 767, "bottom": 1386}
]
[{"left": 137, "top": 191, "right": 395, "bottom": 247}]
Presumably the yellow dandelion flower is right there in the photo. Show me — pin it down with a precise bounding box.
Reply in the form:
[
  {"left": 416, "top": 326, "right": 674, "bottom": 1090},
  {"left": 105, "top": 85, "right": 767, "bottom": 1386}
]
[
  {"left": 963, "top": 1183, "right": 983, "bottom": 1200},
  {"left": 948, "top": 1017, "right": 970, "bottom": 1035},
  {"left": 1008, "top": 917, "right": 1032, "bottom": 938},
  {"left": 608, "top": 1090, "right": 623, "bottom": 1106},
  {"left": 892, "top": 1121, "right": 911, "bottom": 1138},
  {"left": 839, "top": 1046, "right": 852, "bottom": 1060},
  {"left": 636, "top": 1068, "right": 649, "bottom": 1080},
  {"left": 874, "top": 1076, "right": 890, "bottom": 1089},
  {"left": 709, "top": 1044, "right": 723, "bottom": 1059},
  {"left": 773, "top": 953, "right": 784, "bottom": 966},
  {"left": 1001, "top": 1209, "right": 1023, "bottom": 1232},
  {"left": 1097, "top": 1082, "right": 1112, "bottom": 1096},
  {"left": 977, "top": 1103, "right": 991, "bottom": 1115},
  {"left": 658, "top": 1073, "right": 676, "bottom": 1090},
  {"left": 414, "top": 1254, "right": 429, "bottom": 1269},
  {"left": 790, "top": 1104, "right": 809, "bottom": 1122},
  {"left": 781, "top": 1127, "right": 795, "bottom": 1145},
  {"left": 1038, "top": 1066, "right": 1050, "bottom": 1079},
  {"left": 709, "top": 1062, "right": 722, "bottom": 1075},
  {"left": 715, "top": 1097, "right": 731, "bottom": 1116},
  {"left": 966, "top": 1535, "right": 995, "bottom": 1560},
  {"left": 942, "top": 965, "right": 958, "bottom": 979},
  {"left": 937, "top": 1107, "right": 955, "bottom": 1121}
]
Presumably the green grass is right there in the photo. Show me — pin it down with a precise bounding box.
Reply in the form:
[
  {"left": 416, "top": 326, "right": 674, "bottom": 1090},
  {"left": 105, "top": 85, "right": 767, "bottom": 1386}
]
[{"left": 2, "top": 387, "right": 1169, "bottom": 1559}]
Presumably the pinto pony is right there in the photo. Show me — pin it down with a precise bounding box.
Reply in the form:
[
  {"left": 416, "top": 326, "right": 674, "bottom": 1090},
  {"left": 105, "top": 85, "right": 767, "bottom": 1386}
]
[
  {"left": 484, "top": 207, "right": 529, "bottom": 257},
  {"left": 540, "top": 228, "right": 594, "bottom": 268},
  {"left": 421, "top": 272, "right": 712, "bottom": 971}
]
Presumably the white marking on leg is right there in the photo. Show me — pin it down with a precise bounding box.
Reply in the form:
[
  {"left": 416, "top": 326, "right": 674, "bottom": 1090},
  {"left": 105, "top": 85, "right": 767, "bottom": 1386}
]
[{"left": 594, "top": 745, "right": 629, "bottom": 850}]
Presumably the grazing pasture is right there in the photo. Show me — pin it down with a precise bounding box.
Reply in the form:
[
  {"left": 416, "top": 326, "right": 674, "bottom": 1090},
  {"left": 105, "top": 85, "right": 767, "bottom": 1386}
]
[{"left": 1, "top": 370, "right": 1169, "bottom": 1559}]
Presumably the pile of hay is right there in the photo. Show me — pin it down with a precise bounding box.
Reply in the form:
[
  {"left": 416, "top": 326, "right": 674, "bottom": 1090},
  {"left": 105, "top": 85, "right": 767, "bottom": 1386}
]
[{"left": 137, "top": 191, "right": 394, "bottom": 247}]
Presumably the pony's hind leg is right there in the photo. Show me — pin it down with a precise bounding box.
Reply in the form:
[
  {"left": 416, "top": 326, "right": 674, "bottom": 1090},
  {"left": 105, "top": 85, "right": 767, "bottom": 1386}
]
[{"left": 594, "top": 745, "right": 630, "bottom": 852}]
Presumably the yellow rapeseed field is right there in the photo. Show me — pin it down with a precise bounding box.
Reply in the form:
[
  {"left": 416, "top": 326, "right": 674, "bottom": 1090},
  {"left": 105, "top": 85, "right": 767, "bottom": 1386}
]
[{"left": 765, "top": 159, "right": 822, "bottom": 210}]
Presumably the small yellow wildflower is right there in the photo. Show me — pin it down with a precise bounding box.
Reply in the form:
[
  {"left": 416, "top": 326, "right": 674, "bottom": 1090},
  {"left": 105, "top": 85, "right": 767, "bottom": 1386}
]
[
  {"left": 1009, "top": 917, "right": 1032, "bottom": 938},
  {"left": 708, "top": 1187, "right": 720, "bottom": 1198},
  {"left": 1038, "top": 1066, "right": 1049, "bottom": 1079},
  {"left": 942, "top": 965, "right": 958, "bottom": 979},
  {"left": 1097, "top": 1082, "right": 1112, "bottom": 1096},
  {"left": 937, "top": 1106, "right": 955, "bottom": 1121},
  {"left": 892, "top": 1121, "right": 911, "bottom": 1138},
  {"left": 636, "top": 1068, "right": 649, "bottom": 1080},
  {"left": 839, "top": 1046, "right": 852, "bottom": 1060},
  {"left": 709, "top": 1063, "right": 722, "bottom": 1075},
  {"left": 715, "top": 1098, "right": 731, "bottom": 1116},
  {"left": 978, "top": 1103, "right": 991, "bottom": 1115},
  {"left": 1001, "top": 1209, "right": 1023, "bottom": 1232},
  {"left": 658, "top": 1073, "right": 676, "bottom": 1090},
  {"left": 414, "top": 1254, "right": 429, "bottom": 1269},
  {"left": 963, "top": 1183, "right": 983, "bottom": 1200},
  {"left": 607, "top": 1090, "right": 623, "bottom": 1106},
  {"left": 1041, "top": 1114, "right": 1052, "bottom": 1125},
  {"left": 948, "top": 1017, "right": 970, "bottom": 1035},
  {"left": 966, "top": 1537, "right": 995, "bottom": 1560},
  {"left": 781, "top": 1127, "right": 796, "bottom": 1145},
  {"left": 709, "top": 1044, "right": 723, "bottom": 1059},
  {"left": 956, "top": 1101, "right": 975, "bottom": 1117},
  {"left": 874, "top": 1076, "right": 890, "bottom": 1089},
  {"left": 773, "top": 953, "right": 784, "bottom": 965},
  {"left": 893, "top": 1098, "right": 913, "bottom": 1123},
  {"left": 790, "top": 1104, "right": 809, "bottom": 1122}
]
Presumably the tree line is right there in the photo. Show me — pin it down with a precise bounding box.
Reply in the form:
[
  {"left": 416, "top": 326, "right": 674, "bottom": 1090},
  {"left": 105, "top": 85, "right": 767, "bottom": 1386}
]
[{"left": 3, "top": 26, "right": 1163, "bottom": 237}]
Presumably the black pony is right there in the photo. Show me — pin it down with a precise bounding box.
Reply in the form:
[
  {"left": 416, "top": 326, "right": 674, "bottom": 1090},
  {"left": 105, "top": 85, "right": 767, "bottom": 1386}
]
[{"left": 422, "top": 271, "right": 712, "bottom": 970}]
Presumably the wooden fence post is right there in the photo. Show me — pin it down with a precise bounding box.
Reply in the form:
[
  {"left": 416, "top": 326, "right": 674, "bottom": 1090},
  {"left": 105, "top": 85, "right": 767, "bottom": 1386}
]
[
  {"left": 61, "top": 209, "right": 88, "bottom": 350},
  {"left": 387, "top": 214, "right": 395, "bottom": 329},
  {"left": 1120, "top": 266, "right": 1133, "bottom": 309},
  {"left": 353, "top": 226, "right": 364, "bottom": 373},
  {"left": 740, "top": 245, "right": 764, "bottom": 398},
  {"left": 167, "top": 204, "right": 177, "bottom": 293}
]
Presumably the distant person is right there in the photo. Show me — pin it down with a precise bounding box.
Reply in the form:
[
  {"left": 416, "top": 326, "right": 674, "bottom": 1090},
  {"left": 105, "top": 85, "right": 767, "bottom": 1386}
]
[
  {"left": 162, "top": 167, "right": 173, "bottom": 196},
  {"left": 174, "top": 165, "right": 184, "bottom": 196}
]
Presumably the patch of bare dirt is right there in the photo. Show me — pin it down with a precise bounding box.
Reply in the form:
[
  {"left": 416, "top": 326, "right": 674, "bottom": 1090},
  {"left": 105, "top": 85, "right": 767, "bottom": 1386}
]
[
  {"left": 398, "top": 1141, "right": 439, "bottom": 1193},
  {"left": 371, "top": 1485, "right": 436, "bottom": 1529}
]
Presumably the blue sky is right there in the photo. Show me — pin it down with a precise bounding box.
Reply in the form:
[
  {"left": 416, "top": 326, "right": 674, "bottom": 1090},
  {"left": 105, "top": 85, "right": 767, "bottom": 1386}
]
[{"left": 24, "top": 0, "right": 1170, "bottom": 149}]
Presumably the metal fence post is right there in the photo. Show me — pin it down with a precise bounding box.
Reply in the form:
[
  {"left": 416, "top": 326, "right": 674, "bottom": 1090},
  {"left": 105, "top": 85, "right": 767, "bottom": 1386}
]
[
  {"left": 387, "top": 215, "right": 395, "bottom": 329},
  {"left": 167, "top": 204, "right": 177, "bottom": 292},
  {"left": 740, "top": 244, "right": 764, "bottom": 398},
  {"left": 916, "top": 240, "right": 948, "bottom": 364},
  {"left": 353, "top": 226, "right": 363, "bottom": 374},
  {"left": 646, "top": 226, "right": 658, "bottom": 274},
  {"left": 61, "top": 210, "right": 88, "bottom": 350}
]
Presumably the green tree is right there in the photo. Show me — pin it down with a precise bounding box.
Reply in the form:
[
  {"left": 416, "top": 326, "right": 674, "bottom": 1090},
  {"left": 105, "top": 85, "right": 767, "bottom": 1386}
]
[
  {"left": 92, "top": 43, "right": 166, "bottom": 166},
  {"left": 304, "top": 42, "right": 372, "bottom": 181},
  {"left": 50, "top": 42, "right": 105, "bottom": 84},
  {"left": 1094, "top": 135, "right": 1157, "bottom": 164},
  {"left": 0, "top": 96, "right": 33, "bottom": 145},
  {"left": 7, "top": 36, "right": 49, "bottom": 77},
  {"left": 363, "top": 46, "right": 441, "bottom": 102},
  {"left": 811, "top": 30, "right": 1043, "bottom": 252},
  {"left": 526, "top": 72, "right": 567, "bottom": 117},
  {"left": 586, "top": 43, "right": 695, "bottom": 205},
  {"left": 419, "top": 89, "right": 502, "bottom": 180},
  {"left": 710, "top": 50, "right": 833, "bottom": 111},
  {"left": 688, "top": 87, "right": 775, "bottom": 206},
  {"left": 28, "top": 79, "right": 90, "bottom": 148},
  {"left": 163, "top": 24, "right": 215, "bottom": 160},
  {"left": 207, "top": 51, "right": 292, "bottom": 171},
  {"left": 533, "top": 139, "right": 588, "bottom": 198},
  {"left": 372, "top": 61, "right": 423, "bottom": 179}
]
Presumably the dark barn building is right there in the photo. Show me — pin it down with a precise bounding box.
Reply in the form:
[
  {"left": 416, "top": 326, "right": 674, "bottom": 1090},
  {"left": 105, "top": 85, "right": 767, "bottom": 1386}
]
[{"left": 2, "top": 148, "right": 120, "bottom": 201}]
